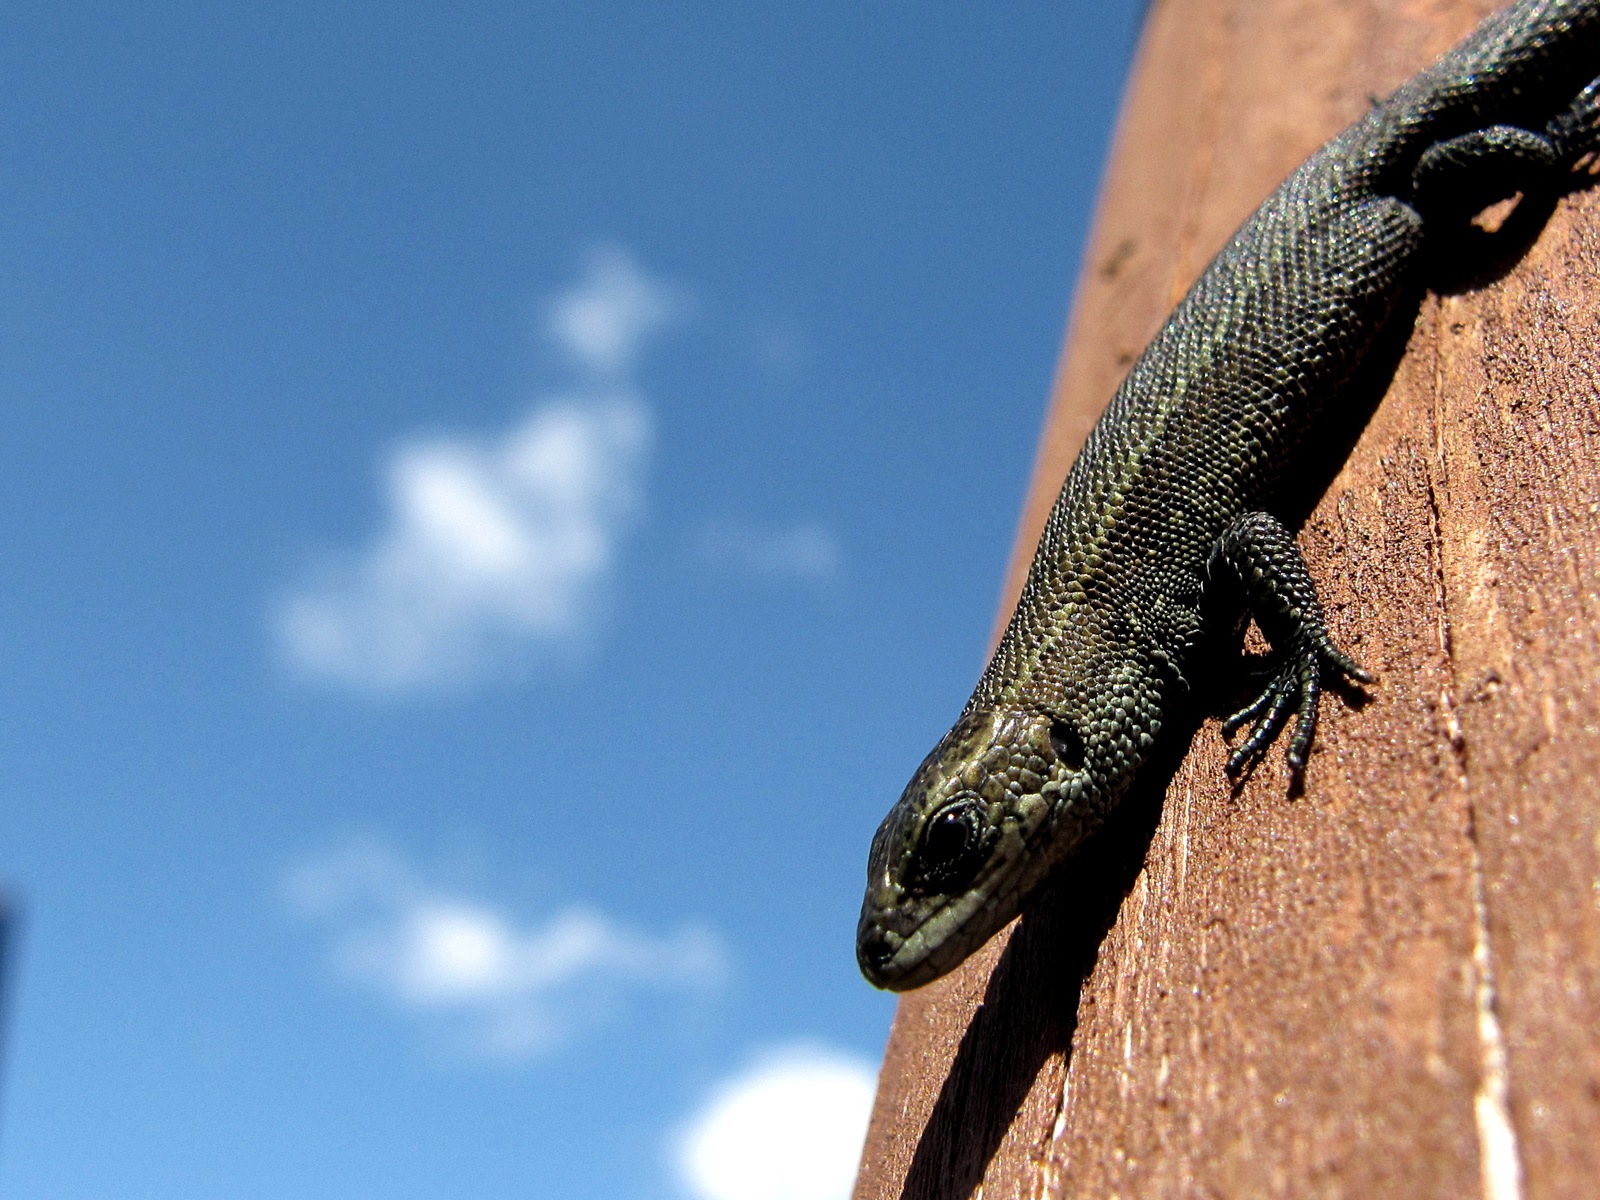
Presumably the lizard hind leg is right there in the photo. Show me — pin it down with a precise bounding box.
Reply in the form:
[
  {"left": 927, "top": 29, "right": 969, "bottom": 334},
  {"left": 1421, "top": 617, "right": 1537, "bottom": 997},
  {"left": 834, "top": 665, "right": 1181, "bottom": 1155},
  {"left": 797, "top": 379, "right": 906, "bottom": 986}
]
[
  {"left": 1407, "top": 73, "right": 1600, "bottom": 226},
  {"left": 1547, "top": 75, "right": 1600, "bottom": 166},
  {"left": 1209, "top": 511, "right": 1372, "bottom": 777},
  {"left": 1409, "top": 125, "right": 1561, "bottom": 224}
]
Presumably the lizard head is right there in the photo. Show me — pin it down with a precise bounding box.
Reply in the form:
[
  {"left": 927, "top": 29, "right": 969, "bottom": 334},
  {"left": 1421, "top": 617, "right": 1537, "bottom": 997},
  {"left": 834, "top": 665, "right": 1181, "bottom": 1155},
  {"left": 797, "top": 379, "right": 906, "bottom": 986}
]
[{"left": 856, "top": 705, "right": 1090, "bottom": 990}]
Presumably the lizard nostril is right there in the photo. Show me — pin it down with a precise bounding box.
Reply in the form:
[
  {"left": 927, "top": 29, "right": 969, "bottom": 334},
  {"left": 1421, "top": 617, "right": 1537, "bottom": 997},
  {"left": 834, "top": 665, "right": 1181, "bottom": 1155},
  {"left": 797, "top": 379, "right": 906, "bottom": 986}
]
[{"left": 858, "top": 930, "right": 895, "bottom": 970}]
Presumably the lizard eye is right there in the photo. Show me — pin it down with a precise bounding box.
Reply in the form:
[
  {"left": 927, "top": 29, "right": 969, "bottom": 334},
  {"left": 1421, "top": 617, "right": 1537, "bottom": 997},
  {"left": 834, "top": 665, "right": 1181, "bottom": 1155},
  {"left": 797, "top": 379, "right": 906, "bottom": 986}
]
[{"left": 907, "top": 797, "right": 989, "bottom": 895}]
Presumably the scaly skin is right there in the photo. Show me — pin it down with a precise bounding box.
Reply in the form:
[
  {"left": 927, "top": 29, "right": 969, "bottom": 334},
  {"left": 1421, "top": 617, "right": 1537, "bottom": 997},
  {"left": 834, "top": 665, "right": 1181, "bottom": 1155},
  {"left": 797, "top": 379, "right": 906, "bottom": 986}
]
[{"left": 858, "top": 0, "right": 1600, "bottom": 991}]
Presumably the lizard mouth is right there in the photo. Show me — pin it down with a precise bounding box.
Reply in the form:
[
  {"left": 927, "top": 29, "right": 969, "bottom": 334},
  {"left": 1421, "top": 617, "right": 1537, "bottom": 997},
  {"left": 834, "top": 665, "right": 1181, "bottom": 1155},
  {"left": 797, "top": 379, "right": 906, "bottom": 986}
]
[
  {"left": 854, "top": 915, "right": 947, "bottom": 991},
  {"left": 855, "top": 885, "right": 1017, "bottom": 992}
]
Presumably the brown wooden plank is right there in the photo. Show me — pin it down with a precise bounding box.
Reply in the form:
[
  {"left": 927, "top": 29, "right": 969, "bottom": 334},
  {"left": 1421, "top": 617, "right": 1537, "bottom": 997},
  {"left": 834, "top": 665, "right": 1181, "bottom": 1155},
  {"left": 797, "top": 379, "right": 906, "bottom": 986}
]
[
  {"left": 1430, "top": 187, "right": 1600, "bottom": 1198},
  {"left": 853, "top": 0, "right": 1600, "bottom": 1196}
]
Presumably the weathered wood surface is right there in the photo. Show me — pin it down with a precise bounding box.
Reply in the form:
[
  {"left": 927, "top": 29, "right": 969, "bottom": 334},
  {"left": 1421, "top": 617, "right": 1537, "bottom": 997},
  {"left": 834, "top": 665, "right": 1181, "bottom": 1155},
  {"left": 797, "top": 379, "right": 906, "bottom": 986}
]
[{"left": 851, "top": 0, "right": 1600, "bottom": 1197}]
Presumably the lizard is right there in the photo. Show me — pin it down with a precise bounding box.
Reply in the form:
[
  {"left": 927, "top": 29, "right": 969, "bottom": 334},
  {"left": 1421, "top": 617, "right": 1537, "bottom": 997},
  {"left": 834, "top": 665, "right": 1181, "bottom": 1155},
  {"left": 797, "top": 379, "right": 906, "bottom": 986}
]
[{"left": 858, "top": 0, "right": 1600, "bottom": 992}]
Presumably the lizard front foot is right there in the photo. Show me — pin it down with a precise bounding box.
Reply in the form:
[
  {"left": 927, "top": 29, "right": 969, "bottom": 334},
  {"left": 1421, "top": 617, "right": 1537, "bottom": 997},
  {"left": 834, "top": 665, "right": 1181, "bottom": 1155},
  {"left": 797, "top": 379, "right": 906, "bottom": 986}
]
[{"left": 1211, "top": 511, "right": 1373, "bottom": 778}]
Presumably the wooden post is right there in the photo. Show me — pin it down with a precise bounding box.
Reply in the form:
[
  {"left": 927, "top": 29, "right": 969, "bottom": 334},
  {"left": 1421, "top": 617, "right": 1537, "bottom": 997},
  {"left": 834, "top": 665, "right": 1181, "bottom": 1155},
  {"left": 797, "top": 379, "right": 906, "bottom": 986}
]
[{"left": 851, "top": 1, "right": 1600, "bottom": 1197}]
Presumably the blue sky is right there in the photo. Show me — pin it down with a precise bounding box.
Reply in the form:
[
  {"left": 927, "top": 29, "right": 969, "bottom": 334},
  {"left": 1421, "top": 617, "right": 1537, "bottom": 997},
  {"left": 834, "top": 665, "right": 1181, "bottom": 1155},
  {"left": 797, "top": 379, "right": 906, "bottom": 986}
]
[{"left": 0, "top": 2, "right": 1142, "bottom": 1196}]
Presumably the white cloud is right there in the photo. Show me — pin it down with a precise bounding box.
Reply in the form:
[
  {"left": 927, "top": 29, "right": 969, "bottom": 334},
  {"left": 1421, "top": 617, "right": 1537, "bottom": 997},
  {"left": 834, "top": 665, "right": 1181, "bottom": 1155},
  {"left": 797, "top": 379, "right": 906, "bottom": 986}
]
[
  {"left": 675, "top": 1045, "right": 878, "bottom": 1200},
  {"left": 695, "top": 521, "right": 841, "bottom": 582},
  {"left": 545, "top": 246, "right": 684, "bottom": 378},
  {"left": 275, "top": 249, "right": 680, "bottom": 691},
  {"left": 286, "top": 840, "right": 726, "bottom": 1060}
]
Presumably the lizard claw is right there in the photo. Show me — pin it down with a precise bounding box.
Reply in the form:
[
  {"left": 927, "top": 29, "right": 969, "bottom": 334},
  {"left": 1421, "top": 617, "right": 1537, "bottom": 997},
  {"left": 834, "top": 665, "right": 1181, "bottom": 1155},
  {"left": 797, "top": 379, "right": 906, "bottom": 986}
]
[{"left": 1224, "top": 637, "right": 1372, "bottom": 777}]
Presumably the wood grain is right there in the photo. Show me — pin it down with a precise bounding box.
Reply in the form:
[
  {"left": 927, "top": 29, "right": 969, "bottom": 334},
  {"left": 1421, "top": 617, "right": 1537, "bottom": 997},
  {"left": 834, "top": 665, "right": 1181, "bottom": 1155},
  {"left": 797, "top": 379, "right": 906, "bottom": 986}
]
[{"left": 853, "top": 0, "right": 1600, "bottom": 1196}]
